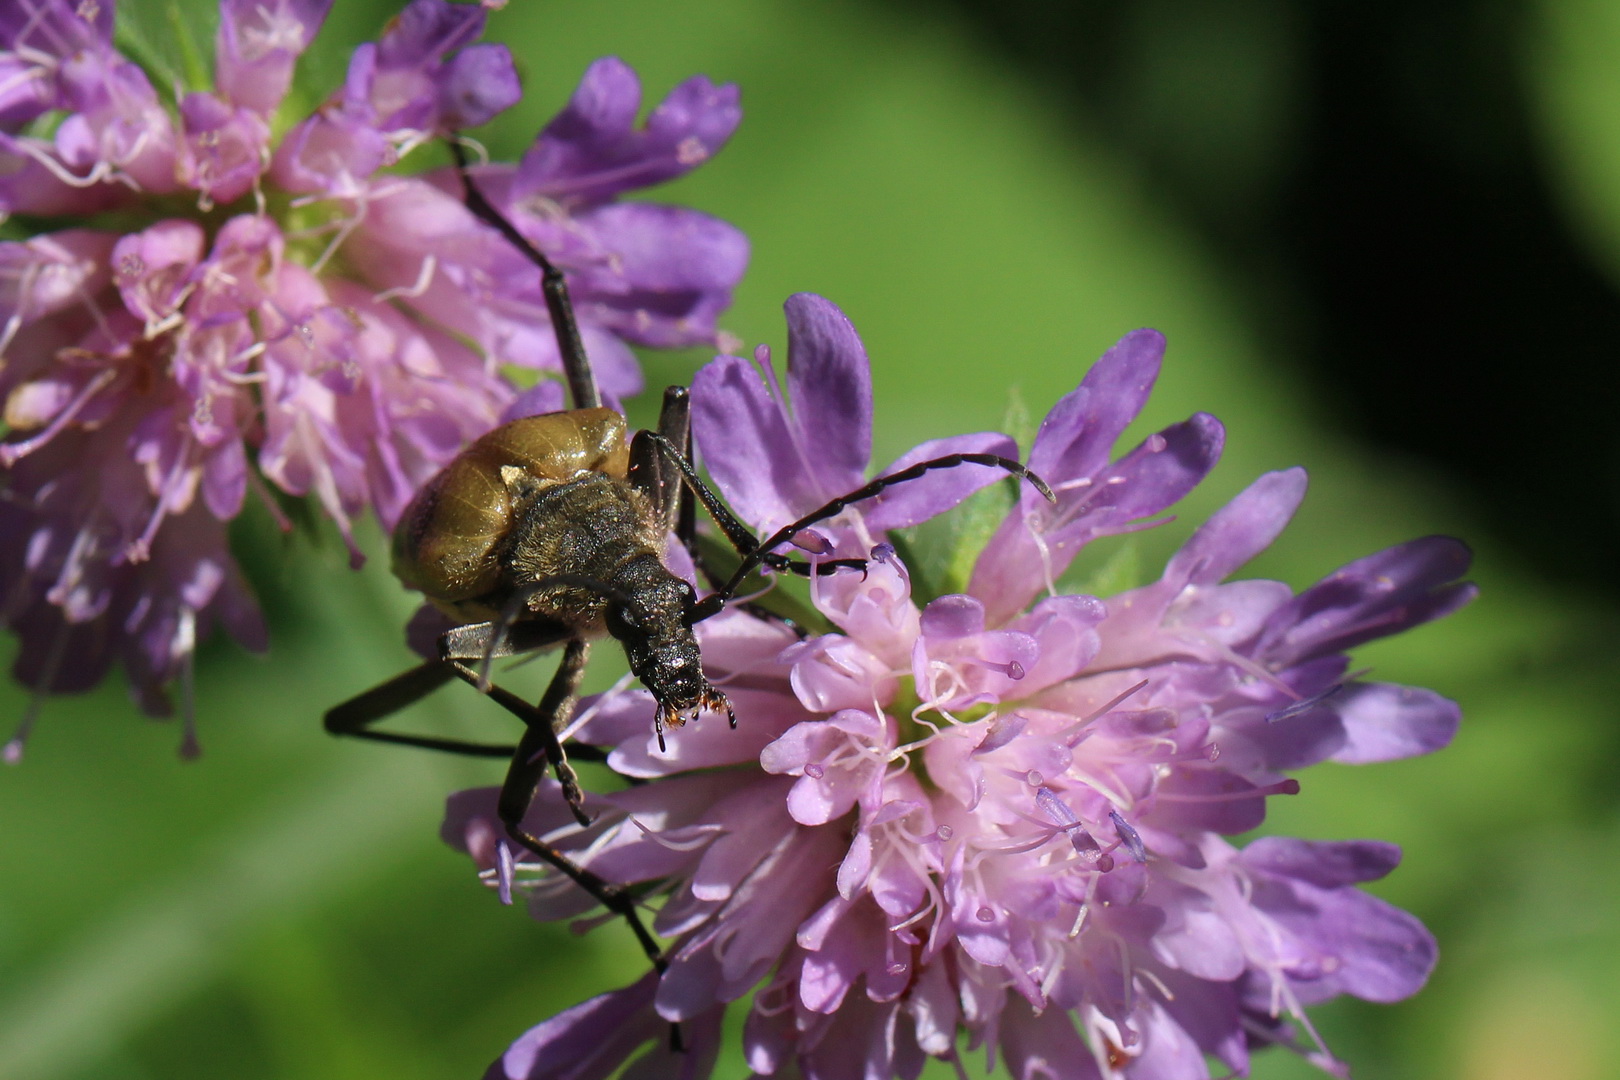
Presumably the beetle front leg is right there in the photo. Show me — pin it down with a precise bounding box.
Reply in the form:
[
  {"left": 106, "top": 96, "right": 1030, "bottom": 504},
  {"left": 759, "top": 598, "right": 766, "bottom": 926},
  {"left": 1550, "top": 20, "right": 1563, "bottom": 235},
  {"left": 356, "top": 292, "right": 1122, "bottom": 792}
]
[{"left": 495, "top": 639, "right": 666, "bottom": 971}]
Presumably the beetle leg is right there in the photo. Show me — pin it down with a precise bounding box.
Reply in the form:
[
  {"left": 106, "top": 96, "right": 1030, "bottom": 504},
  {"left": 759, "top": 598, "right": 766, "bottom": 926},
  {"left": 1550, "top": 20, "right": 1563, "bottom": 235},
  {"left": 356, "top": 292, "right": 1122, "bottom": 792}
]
[
  {"left": 442, "top": 623, "right": 600, "bottom": 827},
  {"left": 447, "top": 138, "right": 600, "bottom": 412},
  {"left": 629, "top": 386, "right": 695, "bottom": 542},
  {"left": 324, "top": 660, "right": 515, "bottom": 758},
  {"left": 497, "top": 639, "right": 667, "bottom": 971},
  {"left": 638, "top": 431, "right": 760, "bottom": 558},
  {"left": 325, "top": 619, "right": 606, "bottom": 824}
]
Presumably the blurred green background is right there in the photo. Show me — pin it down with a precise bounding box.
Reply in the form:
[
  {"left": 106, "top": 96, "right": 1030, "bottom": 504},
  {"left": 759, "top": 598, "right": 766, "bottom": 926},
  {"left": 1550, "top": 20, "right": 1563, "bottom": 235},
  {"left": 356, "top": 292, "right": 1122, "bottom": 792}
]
[{"left": 3, "top": 0, "right": 1618, "bottom": 1077}]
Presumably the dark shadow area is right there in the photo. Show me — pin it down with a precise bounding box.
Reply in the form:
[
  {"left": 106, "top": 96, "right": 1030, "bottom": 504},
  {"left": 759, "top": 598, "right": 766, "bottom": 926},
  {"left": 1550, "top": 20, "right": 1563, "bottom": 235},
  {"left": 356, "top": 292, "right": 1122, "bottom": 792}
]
[{"left": 884, "top": 0, "right": 1620, "bottom": 596}]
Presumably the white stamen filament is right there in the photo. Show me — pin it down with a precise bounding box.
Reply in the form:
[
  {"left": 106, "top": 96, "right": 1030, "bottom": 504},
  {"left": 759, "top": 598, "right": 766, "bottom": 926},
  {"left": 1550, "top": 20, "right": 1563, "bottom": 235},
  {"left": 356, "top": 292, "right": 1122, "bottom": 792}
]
[
  {"left": 373, "top": 254, "right": 438, "bottom": 302},
  {"left": 0, "top": 368, "right": 117, "bottom": 467}
]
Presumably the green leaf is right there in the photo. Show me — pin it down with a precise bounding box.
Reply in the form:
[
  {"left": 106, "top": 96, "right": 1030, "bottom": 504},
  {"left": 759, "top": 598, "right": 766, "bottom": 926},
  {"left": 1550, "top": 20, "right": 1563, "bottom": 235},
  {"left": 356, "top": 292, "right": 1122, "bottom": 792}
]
[{"left": 114, "top": 0, "right": 216, "bottom": 93}]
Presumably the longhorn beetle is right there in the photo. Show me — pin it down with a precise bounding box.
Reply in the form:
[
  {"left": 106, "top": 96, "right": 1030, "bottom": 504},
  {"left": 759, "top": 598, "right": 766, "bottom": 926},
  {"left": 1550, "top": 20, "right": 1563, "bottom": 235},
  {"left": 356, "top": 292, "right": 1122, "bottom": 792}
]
[{"left": 325, "top": 139, "right": 1055, "bottom": 972}]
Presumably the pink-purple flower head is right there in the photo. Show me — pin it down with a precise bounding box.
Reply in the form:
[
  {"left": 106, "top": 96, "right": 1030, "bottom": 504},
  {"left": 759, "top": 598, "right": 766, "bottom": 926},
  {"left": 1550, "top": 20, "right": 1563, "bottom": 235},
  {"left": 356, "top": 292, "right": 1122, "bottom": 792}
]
[
  {"left": 447, "top": 295, "right": 1471, "bottom": 1079},
  {"left": 0, "top": 0, "right": 747, "bottom": 754}
]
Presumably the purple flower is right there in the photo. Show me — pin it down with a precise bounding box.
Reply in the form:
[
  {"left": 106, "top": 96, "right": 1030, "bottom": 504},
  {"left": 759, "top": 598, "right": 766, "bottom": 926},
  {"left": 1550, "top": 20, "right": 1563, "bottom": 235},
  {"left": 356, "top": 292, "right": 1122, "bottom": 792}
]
[
  {"left": 448, "top": 296, "right": 1470, "bottom": 1079},
  {"left": 0, "top": 0, "right": 747, "bottom": 754}
]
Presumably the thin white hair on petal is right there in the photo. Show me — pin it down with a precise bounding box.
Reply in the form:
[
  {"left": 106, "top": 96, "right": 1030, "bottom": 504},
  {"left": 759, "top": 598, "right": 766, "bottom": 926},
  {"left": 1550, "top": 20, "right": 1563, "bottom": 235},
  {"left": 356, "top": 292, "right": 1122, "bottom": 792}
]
[{"left": 557, "top": 670, "right": 637, "bottom": 744}]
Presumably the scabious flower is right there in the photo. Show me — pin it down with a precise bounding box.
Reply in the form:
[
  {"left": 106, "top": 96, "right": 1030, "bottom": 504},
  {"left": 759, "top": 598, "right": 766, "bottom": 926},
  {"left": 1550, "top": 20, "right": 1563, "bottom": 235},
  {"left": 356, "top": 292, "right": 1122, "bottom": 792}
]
[
  {"left": 0, "top": 0, "right": 746, "bottom": 754},
  {"left": 446, "top": 294, "right": 1471, "bottom": 1079}
]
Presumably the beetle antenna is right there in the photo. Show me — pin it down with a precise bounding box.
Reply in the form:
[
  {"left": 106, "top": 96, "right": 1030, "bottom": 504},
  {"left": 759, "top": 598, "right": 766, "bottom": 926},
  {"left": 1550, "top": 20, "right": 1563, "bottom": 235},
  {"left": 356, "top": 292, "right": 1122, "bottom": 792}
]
[
  {"left": 447, "top": 136, "right": 601, "bottom": 411},
  {"left": 693, "top": 454, "right": 1056, "bottom": 621}
]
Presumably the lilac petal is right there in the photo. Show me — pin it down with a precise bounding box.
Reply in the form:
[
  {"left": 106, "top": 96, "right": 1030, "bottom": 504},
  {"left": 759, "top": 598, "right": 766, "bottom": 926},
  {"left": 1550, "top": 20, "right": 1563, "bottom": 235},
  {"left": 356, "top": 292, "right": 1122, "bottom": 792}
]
[
  {"left": 1026, "top": 328, "right": 1164, "bottom": 490},
  {"left": 1083, "top": 413, "right": 1226, "bottom": 535},
  {"left": 499, "top": 380, "right": 566, "bottom": 422},
  {"left": 907, "top": 962, "right": 961, "bottom": 1056},
  {"left": 178, "top": 92, "right": 271, "bottom": 204},
  {"left": 785, "top": 293, "right": 872, "bottom": 498},
  {"left": 0, "top": 54, "right": 52, "bottom": 131},
  {"left": 1327, "top": 681, "right": 1460, "bottom": 764},
  {"left": 518, "top": 58, "right": 741, "bottom": 205},
  {"left": 1146, "top": 767, "right": 1274, "bottom": 836},
  {"left": 1259, "top": 536, "right": 1475, "bottom": 665},
  {"left": 1151, "top": 887, "right": 1246, "bottom": 981},
  {"left": 970, "top": 413, "right": 1224, "bottom": 622},
  {"left": 440, "top": 44, "right": 521, "bottom": 130},
  {"left": 604, "top": 686, "right": 788, "bottom": 778},
  {"left": 1010, "top": 594, "right": 1106, "bottom": 691},
  {"left": 1165, "top": 468, "right": 1308, "bottom": 586},
  {"left": 201, "top": 438, "right": 248, "bottom": 520},
  {"left": 487, "top": 971, "right": 662, "bottom": 1080},
  {"left": 217, "top": 0, "right": 332, "bottom": 114},
  {"left": 919, "top": 594, "right": 985, "bottom": 640},
  {"left": 1247, "top": 706, "right": 1348, "bottom": 771},
  {"left": 1154, "top": 967, "right": 1248, "bottom": 1076},
  {"left": 861, "top": 432, "right": 1020, "bottom": 532},
  {"left": 439, "top": 786, "right": 501, "bottom": 862},
  {"left": 1240, "top": 837, "right": 1402, "bottom": 889},
  {"left": 375, "top": 0, "right": 485, "bottom": 67},
  {"left": 405, "top": 603, "right": 456, "bottom": 660},
  {"left": 1166, "top": 579, "right": 1294, "bottom": 651},
  {"left": 270, "top": 106, "right": 390, "bottom": 194},
  {"left": 1130, "top": 1000, "right": 1212, "bottom": 1080},
  {"left": 569, "top": 202, "right": 748, "bottom": 346},
  {"left": 692, "top": 296, "right": 876, "bottom": 530},
  {"left": 1247, "top": 866, "right": 1437, "bottom": 1005},
  {"left": 111, "top": 220, "right": 206, "bottom": 323},
  {"left": 619, "top": 1003, "right": 722, "bottom": 1080},
  {"left": 520, "top": 57, "right": 641, "bottom": 197},
  {"left": 528, "top": 320, "right": 645, "bottom": 400},
  {"left": 0, "top": 0, "right": 111, "bottom": 78},
  {"left": 0, "top": 231, "right": 115, "bottom": 324},
  {"left": 0, "top": 133, "right": 124, "bottom": 216},
  {"left": 691, "top": 353, "right": 805, "bottom": 529},
  {"left": 1000, "top": 1004, "right": 1103, "bottom": 1080}
]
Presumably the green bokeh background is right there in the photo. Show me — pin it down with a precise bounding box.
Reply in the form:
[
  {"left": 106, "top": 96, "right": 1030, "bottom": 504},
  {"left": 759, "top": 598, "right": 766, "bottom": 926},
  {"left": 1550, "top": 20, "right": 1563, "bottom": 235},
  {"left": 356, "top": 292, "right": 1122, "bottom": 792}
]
[{"left": 3, "top": 2, "right": 1618, "bottom": 1078}]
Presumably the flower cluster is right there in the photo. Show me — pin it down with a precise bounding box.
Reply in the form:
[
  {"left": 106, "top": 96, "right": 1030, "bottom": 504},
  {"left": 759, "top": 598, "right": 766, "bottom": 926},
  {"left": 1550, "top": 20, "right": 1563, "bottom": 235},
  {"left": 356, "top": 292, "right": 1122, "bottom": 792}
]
[
  {"left": 446, "top": 295, "right": 1471, "bottom": 1079},
  {"left": 0, "top": 0, "right": 745, "bottom": 753}
]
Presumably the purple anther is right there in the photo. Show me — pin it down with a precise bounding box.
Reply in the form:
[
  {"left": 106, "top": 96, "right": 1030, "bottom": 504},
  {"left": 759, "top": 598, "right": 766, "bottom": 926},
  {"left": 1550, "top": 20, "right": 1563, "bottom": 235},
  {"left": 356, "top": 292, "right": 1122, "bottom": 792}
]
[
  {"left": 1037, "top": 785, "right": 1113, "bottom": 870},
  {"left": 791, "top": 529, "right": 833, "bottom": 555},
  {"left": 1109, "top": 809, "right": 1147, "bottom": 863},
  {"left": 804, "top": 762, "right": 826, "bottom": 779},
  {"left": 496, "top": 838, "right": 515, "bottom": 906},
  {"left": 973, "top": 713, "right": 1027, "bottom": 755},
  {"left": 1266, "top": 683, "right": 1344, "bottom": 723},
  {"left": 1036, "top": 787, "right": 1077, "bottom": 828}
]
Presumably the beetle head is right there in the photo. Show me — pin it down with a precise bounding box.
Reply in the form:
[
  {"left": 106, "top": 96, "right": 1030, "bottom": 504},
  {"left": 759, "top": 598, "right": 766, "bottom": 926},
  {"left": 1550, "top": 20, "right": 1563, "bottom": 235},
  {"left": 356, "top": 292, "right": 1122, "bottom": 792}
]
[{"left": 606, "top": 558, "right": 733, "bottom": 746}]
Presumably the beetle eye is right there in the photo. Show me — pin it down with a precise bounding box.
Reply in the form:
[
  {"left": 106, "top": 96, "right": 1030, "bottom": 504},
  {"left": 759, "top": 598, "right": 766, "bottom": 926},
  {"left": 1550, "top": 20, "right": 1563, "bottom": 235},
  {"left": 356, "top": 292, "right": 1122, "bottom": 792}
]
[{"left": 609, "top": 605, "right": 640, "bottom": 637}]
